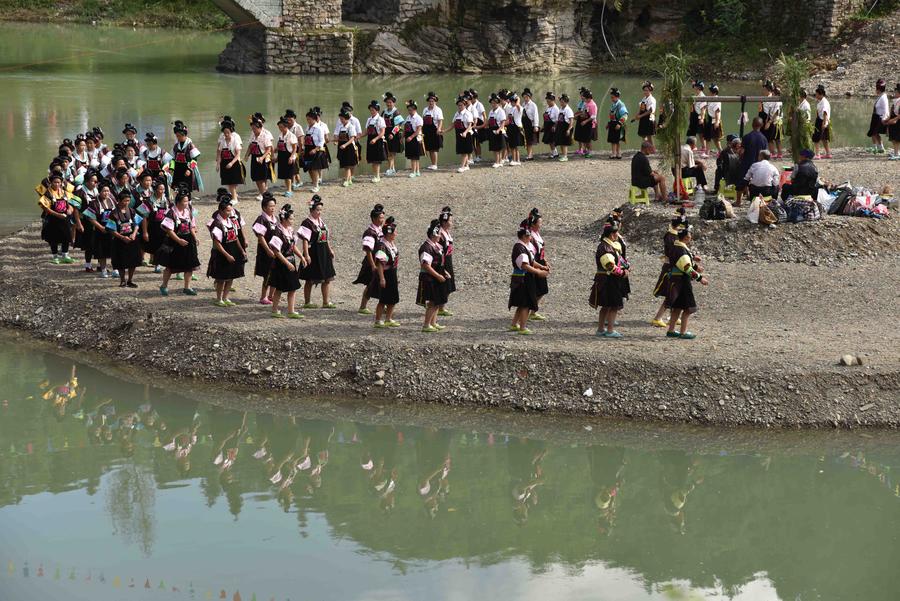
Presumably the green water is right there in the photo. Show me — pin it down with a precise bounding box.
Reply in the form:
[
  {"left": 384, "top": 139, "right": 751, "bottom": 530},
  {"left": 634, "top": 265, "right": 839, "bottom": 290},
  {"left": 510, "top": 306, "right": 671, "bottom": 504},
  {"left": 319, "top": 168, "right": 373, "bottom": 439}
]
[
  {"left": 1, "top": 341, "right": 899, "bottom": 601},
  {"left": 0, "top": 22, "right": 880, "bottom": 232}
]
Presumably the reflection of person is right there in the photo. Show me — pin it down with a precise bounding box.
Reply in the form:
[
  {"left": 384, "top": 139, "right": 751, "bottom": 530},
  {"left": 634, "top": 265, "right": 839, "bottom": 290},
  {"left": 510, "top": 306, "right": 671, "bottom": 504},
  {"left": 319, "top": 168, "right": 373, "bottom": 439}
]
[
  {"left": 39, "top": 364, "right": 81, "bottom": 419},
  {"left": 588, "top": 445, "right": 625, "bottom": 536},
  {"left": 508, "top": 438, "right": 547, "bottom": 525},
  {"left": 416, "top": 428, "right": 452, "bottom": 519},
  {"left": 358, "top": 425, "right": 401, "bottom": 513},
  {"left": 659, "top": 451, "right": 704, "bottom": 535}
]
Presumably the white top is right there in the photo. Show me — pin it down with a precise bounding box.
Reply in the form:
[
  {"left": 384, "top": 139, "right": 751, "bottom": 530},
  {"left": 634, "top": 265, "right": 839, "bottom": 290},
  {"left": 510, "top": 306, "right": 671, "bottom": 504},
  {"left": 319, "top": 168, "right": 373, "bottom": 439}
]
[
  {"left": 874, "top": 93, "right": 889, "bottom": 120},
  {"left": 318, "top": 120, "right": 330, "bottom": 136},
  {"left": 706, "top": 100, "right": 721, "bottom": 121},
  {"left": 745, "top": 160, "right": 780, "bottom": 188},
  {"left": 893, "top": 97, "right": 900, "bottom": 117},
  {"left": 276, "top": 131, "right": 298, "bottom": 152},
  {"left": 405, "top": 113, "right": 424, "bottom": 131},
  {"left": 140, "top": 147, "right": 173, "bottom": 166},
  {"left": 522, "top": 99, "right": 539, "bottom": 125},
  {"left": 365, "top": 115, "right": 386, "bottom": 133},
  {"left": 289, "top": 122, "right": 304, "bottom": 139},
  {"left": 544, "top": 104, "right": 560, "bottom": 122},
  {"left": 217, "top": 132, "right": 243, "bottom": 149},
  {"left": 559, "top": 105, "right": 574, "bottom": 123},
  {"left": 453, "top": 110, "right": 473, "bottom": 128},
  {"left": 817, "top": 98, "right": 831, "bottom": 122},
  {"left": 335, "top": 121, "right": 360, "bottom": 138},
  {"left": 307, "top": 122, "right": 326, "bottom": 147},
  {"left": 249, "top": 128, "right": 274, "bottom": 152},
  {"left": 466, "top": 104, "right": 478, "bottom": 122},
  {"left": 507, "top": 105, "right": 523, "bottom": 127},
  {"left": 680, "top": 144, "right": 696, "bottom": 169},
  {"left": 362, "top": 225, "right": 382, "bottom": 250},
  {"left": 350, "top": 115, "right": 362, "bottom": 135},
  {"left": 472, "top": 100, "right": 486, "bottom": 120},
  {"left": 488, "top": 107, "right": 507, "bottom": 126},
  {"left": 174, "top": 138, "right": 201, "bottom": 159},
  {"left": 419, "top": 241, "right": 441, "bottom": 264},
  {"left": 693, "top": 92, "right": 706, "bottom": 113},
  {"left": 423, "top": 106, "right": 444, "bottom": 124},
  {"left": 763, "top": 101, "right": 782, "bottom": 119},
  {"left": 798, "top": 99, "right": 812, "bottom": 121},
  {"left": 641, "top": 95, "right": 657, "bottom": 120},
  {"left": 528, "top": 230, "right": 544, "bottom": 257}
]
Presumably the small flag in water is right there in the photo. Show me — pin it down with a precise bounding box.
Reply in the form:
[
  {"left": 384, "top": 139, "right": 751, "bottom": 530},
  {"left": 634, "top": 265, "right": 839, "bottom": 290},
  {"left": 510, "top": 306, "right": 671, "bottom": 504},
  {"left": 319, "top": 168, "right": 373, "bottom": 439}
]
[{"left": 113, "top": 575, "right": 121, "bottom": 588}]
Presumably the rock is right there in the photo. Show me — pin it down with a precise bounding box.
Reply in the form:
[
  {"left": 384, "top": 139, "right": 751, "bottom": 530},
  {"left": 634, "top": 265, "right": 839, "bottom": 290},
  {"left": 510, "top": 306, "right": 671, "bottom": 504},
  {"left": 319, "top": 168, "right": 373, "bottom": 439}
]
[
  {"left": 855, "top": 355, "right": 865, "bottom": 366},
  {"left": 658, "top": 404, "right": 667, "bottom": 411},
  {"left": 859, "top": 403, "right": 876, "bottom": 412},
  {"left": 374, "top": 379, "right": 385, "bottom": 386},
  {"left": 375, "top": 370, "right": 385, "bottom": 379},
  {"left": 583, "top": 387, "right": 593, "bottom": 397},
  {"left": 839, "top": 354, "right": 857, "bottom": 366}
]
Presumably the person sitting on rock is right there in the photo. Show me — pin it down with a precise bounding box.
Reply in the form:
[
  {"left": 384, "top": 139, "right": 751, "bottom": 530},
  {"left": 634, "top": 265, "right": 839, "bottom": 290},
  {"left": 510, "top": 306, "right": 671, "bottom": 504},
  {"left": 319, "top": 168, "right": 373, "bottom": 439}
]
[
  {"left": 631, "top": 140, "right": 667, "bottom": 201},
  {"left": 743, "top": 149, "right": 780, "bottom": 200},
  {"left": 780, "top": 149, "right": 819, "bottom": 200}
]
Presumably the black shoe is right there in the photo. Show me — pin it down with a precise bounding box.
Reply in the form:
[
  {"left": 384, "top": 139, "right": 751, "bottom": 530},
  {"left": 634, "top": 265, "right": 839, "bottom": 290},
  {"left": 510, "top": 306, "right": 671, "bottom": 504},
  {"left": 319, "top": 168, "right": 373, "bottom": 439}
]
[
  {"left": 119, "top": 281, "right": 127, "bottom": 288},
  {"left": 126, "top": 281, "right": 138, "bottom": 288}
]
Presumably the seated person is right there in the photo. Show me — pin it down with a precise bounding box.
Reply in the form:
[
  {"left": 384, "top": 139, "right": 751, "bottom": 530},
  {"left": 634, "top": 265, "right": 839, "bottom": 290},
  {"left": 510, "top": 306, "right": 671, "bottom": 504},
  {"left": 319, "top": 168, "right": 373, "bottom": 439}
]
[
  {"left": 672, "top": 136, "right": 708, "bottom": 190},
  {"left": 743, "top": 149, "right": 779, "bottom": 199},
  {"left": 631, "top": 140, "right": 667, "bottom": 200},
  {"left": 714, "top": 135, "right": 742, "bottom": 191},
  {"left": 780, "top": 149, "right": 819, "bottom": 200}
]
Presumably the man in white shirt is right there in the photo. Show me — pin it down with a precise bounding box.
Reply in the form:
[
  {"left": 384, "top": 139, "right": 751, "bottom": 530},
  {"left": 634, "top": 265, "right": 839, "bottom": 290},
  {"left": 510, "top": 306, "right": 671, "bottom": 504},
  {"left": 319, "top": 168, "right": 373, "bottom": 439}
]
[
  {"left": 744, "top": 149, "right": 780, "bottom": 199},
  {"left": 676, "top": 137, "right": 708, "bottom": 190}
]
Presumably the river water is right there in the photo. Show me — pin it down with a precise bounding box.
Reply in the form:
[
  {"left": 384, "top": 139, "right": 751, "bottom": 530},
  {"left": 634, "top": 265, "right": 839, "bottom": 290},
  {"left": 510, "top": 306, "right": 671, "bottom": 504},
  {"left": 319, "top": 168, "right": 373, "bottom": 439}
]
[
  {"left": 0, "top": 22, "right": 880, "bottom": 232},
  {"left": 1, "top": 339, "right": 900, "bottom": 601}
]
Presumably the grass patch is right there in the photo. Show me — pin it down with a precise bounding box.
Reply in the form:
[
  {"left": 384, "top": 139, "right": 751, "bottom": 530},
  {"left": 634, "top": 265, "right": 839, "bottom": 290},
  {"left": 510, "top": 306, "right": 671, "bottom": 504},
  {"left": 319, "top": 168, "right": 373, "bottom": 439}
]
[{"left": 0, "top": 0, "right": 232, "bottom": 30}]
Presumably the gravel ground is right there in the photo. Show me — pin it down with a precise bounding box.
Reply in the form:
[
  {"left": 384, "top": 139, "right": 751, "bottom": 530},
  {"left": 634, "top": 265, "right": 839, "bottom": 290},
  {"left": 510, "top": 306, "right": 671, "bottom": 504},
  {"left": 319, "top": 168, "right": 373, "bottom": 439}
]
[{"left": 1, "top": 148, "right": 898, "bottom": 428}]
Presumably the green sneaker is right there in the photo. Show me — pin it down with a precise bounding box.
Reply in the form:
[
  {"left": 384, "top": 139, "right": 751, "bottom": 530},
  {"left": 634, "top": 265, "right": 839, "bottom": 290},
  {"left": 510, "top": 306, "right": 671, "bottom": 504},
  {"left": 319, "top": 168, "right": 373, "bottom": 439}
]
[
  {"left": 422, "top": 325, "right": 439, "bottom": 333},
  {"left": 271, "top": 311, "right": 284, "bottom": 319},
  {"left": 50, "top": 257, "right": 61, "bottom": 265},
  {"left": 386, "top": 320, "right": 401, "bottom": 327},
  {"left": 679, "top": 331, "right": 697, "bottom": 339},
  {"left": 433, "top": 323, "right": 446, "bottom": 330},
  {"left": 223, "top": 300, "right": 237, "bottom": 307},
  {"left": 302, "top": 303, "right": 318, "bottom": 309},
  {"left": 287, "top": 312, "right": 304, "bottom": 319},
  {"left": 182, "top": 288, "right": 197, "bottom": 296},
  {"left": 174, "top": 273, "right": 184, "bottom": 281},
  {"left": 508, "top": 325, "right": 521, "bottom": 332},
  {"left": 60, "top": 255, "right": 75, "bottom": 264},
  {"left": 374, "top": 321, "right": 388, "bottom": 329},
  {"left": 321, "top": 302, "right": 337, "bottom": 309},
  {"left": 666, "top": 331, "right": 681, "bottom": 338},
  {"left": 437, "top": 309, "right": 453, "bottom": 317},
  {"left": 357, "top": 308, "right": 373, "bottom": 315},
  {"left": 518, "top": 328, "right": 534, "bottom": 335},
  {"left": 529, "top": 312, "right": 547, "bottom": 321},
  {"left": 214, "top": 300, "right": 227, "bottom": 307},
  {"left": 159, "top": 286, "right": 169, "bottom": 297}
]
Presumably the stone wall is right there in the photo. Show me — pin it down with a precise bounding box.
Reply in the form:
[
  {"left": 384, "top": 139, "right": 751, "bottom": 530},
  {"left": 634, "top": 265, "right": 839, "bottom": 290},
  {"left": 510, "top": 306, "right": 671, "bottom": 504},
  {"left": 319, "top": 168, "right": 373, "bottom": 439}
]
[
  {"left": 815, "top": 0, "right": 869, "bottom": 38},
  {"left": 281, "top": 0, "right": 342, "bottom": 29},
  {"left": 264, "top": 29, "right": 354, "bottom": 73}
]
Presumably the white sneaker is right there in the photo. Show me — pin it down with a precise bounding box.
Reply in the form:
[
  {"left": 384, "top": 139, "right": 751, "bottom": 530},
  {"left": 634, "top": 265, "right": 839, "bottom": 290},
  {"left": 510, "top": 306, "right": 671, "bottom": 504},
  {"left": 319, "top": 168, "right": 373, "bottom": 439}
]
[
  {"left": 473, "top": 157, "right": 483, "bottom": 163},
  {"left": 427, "top": 164, "right": 438, "bottom": 171},
  {"left": 456, "top": 167, "right": 466, "bottom": 173},
  {"left": 311, "top": 186, "right": 320, "bottom": 193},
  {"left": 409, "top": 172, "right": 417, "bottom": 178},
  {"left": 99, "top": 270, "right": 109, "bottom": 279},
  {"left": 462, "top": 165, "right": 470, "bottom": 171},
  {"left": 371, "top": 177, "right": 381, "bottom": 183},
  {"left": 385, "top": 168, "right": 395, "bottom": 176},
  {"left": 492, "top": 163, "right": 502, "bottom": 168},
  {"left": 509, "top": 161, "right": 521, "bottom": 166},
  {"left": 502, "top": 158, "right": 510, "bottom": 165}
]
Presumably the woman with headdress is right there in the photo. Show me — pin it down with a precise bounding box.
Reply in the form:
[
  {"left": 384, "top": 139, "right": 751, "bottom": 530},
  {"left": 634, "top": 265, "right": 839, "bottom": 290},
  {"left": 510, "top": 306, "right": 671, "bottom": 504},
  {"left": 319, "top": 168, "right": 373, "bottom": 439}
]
[
  {"left": 703, "top": 84, "right": 723, "bottom": 156},
  {"left": 606, "top": 88, "right": 628, "bottom": 160},
  {"left": 334, "top": 109, "right": 360, "bottom": 187},
  {"left": 251, "top": 192, "right": 279, "bottom": 305},
  {"left": 83, "top": 180, "right": 116, "bottom": 278},
  {"left": 422, "top": 92, "right": 444, "bottom": 170},
  {"left": 267, "top": 203, "right": 307, "bottom": 319},
  {"left": 505, "top": 92, "right": 524, "bottom": 165},
  {"left": 760, "top": 80, "right": 783, "bottom": 159},
  {"left": 416, "top": 219, "right": 450, "bottom": 333},
  {"left": 687, "top": 80, "right": 706, "bottom": 139},
  {"left": 245, "top": 113, "right": 274, "bottom": 200},
  {"left": 812, "top": 85, "right": 832, "bottom": 159},
  {"left": 215, "top": 116, "right": 244, "bottom": 203},
  {"left": 283, "top": 109, "right": 305, "bottom": 190},
  {"left": 381, "top": 93, "right": 405, "bottom": 176},
  {"left": 207, "top": 195, "right": 247, "bottom": 307},
  {"left": 403, "top": 100, "right": 424, "bottom": 178},
  {"left": 369, "top": 218, "right": 400, "bottom": 329},
  {"left": 136, "top": 176, "right": 170, "bottom": 273},
  {"left": 555, "top": 93, "right": 575, "bottom": 161},
  {"left": 156, "top": 188, "right": 200, "bottom": 296},
  {"left": 868, "top": 78, "right": 890, "bottom": 155},
  {"left": 665, "top": 226, "right": 708, "bottom": 339},
  {"left": 575, "top": 88, "right": 598, "bottom": 157},
  {"left": 888, "top": 83, "right": 900, "bottom": 160},
  {"left": 71, "top": 135, "right": 90, "bottom": 178},
  {"left": 632, "top": 81, "right": 657, "bottom": 150},
  {"left": 108, "top": 189, "right": 143, "bottom": 287},
  {"left": 302, "top": 109, "right": 328, "bottom": 193},
  {"left": 140, "top": 132, "right": 171, "bottom": 185},
  {"left": 520, "top": 88, "right": 540, "bottom": 161},
  {"left": 298, "top": 195, "right": 336, "bottom": 309},
  {"left": 589, "top": 221, "right": 630, "bottom": 338},
  {"left": 364, "top": 100, "right": 387, "bottom": 182},
  {"left": 445, "top": 96, "right": 475, "bottom": 172},
  {"left": 651, "top": 211, "right": 687, "bottom": 328},
  {"left": 38, "top": 173, "right": 75, "bottom": 264},
  {"left": 487, "top": 94, "right": 507, "bottom": 168},
  {"left": 469, "top": 89, "right": 487, "bottom": 163},
  {"left": 171, "top": 120, "right": 201, "bottom": 192},
  {"left": 436, "top": 206, "right": 457, "bottom": 317},
  {"left": 542, "top": 93, "right": 559, "bottom": 158},
  {"left": 338, "top": 101, "right": 363, "bottom": 159},
  {"left": 73, "top": 169, "right": 100, "bottom": 272},
  {"left": 523, "top": 208, "right": 550, "bottom": 321},
  {"left": 275, "top": 116, "right": 299, "bottom": 197},
  {"left": 353, "top": 204, "right": 385, "bottom": 315},
  {"left": 508, "top": 226, "right": 548, "bottom": 335}
]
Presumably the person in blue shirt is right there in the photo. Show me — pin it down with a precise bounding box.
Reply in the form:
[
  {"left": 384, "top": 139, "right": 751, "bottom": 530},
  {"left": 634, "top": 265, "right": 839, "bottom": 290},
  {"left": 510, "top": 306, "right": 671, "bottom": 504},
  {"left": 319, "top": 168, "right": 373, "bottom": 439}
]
[
  {"left": 736, "top": 118, "right": 768, "bottom": 206},
  {"left": 606, "top": 89, "right": 628, "bottom": 159}
]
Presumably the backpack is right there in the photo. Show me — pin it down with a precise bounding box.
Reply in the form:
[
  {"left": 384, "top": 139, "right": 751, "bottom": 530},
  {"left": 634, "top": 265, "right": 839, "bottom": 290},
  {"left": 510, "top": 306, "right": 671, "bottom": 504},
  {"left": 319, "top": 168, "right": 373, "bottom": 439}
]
[{"left": 828, "top": 188, "right": 853, "bottom": 215}]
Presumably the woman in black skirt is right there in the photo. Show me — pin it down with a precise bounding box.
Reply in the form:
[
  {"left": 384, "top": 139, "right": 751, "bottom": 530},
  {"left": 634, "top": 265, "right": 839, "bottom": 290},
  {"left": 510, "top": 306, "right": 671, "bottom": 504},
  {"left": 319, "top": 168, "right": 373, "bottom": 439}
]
[
  {"left": 403, "top": 100, "right": 424, "bottom": 178},
  {"left": 382, "top": 92, "right": 405, "bottom": 175},
  {"left": 353, "top": 203, "right": 385, "bottom": 315},
  {"left": 606, "top": 88, "right": 628, "bottom": 160},
  {"left": 84, "top": 181, "right": 116, "bottom": 278},
  {"left": 246, "top": 113, "right": 274, "bottom": 200},
  {"left": 422, "top": 92, "right": 444, "bottom": 171},
  {"left": 38, "top": 173, "right": 74, "bottom": 264},
  {"left": 665, "top": 226, "right": 708, "bottom": 339},
  {"left": 589, "top": 222, "right": 630, "bottom": 338},
  {"left": 523, "top": 208, "right": 550, "bottom": 321},
  {"left": 157, "top": 189, "right": 200, "bottom": 296},
  {"left": 365, "top": 100, "right": 387, "bottom": 183},
  {"left": 633, "top": 81, "right": 657, "bottom": 149},
  {"left": 542, "top": 93, "right": 559, "bottom": 157},
  {"left": 687, "top": 80, "right": 705, "bottom": 138},
  {"left": 508, "top": 227, "right": 548, "bottom": 336},
  {"left": 369, "top": 220, "right": 400, "bottom": 329},
  {"left": 216, "top": 116, "right": 244, "bottom": 202},
  {"left": 867, "top": 78, "right": 889, "bottom": 154},
  {"left": 813, "top": 84, "right": 832, "bottom": 159},
  {"left": 521, "top": 88, "right": 540, "bottom": 160},
  {"left": 207, "top": 197, "right": 248, "bottom": 307},
  {"left": 416, "top": 220, "right": 450, "bottom": 333},
  {"left": 505, "top": 92, "right": 523, "bottom": 165},
  {"left": 73, "top": 170, "right": 99, "bottom": 271},
  {"left": 445, "top": 96, "right": 474, "bottom": 172},
  {"left": 888, "top": 83, "right": 900, "bottom": 159},
  {"left": 251, "top": 192, "right": 278, "bottom": 305},
  {"left": 171, "top": 120, "right": 200, "bottom": 192},
  {"left": 297, "top": 195, "right": 336, "bottom": 309},
  {"left": 275, "top": 116, "right": 299, "bottom": 197},
  {"left": 487, "top": 94, "right": 507, "bottom": 168},
  {"left": 137, "top": 177, "right": 169, "bottom": 273},
  {"left": 267, "top": 204, "right": 307, "bottom": 320},
  {"left": 651, "top": 214, "right": 686, "bottom": 328},
  {"left": 437, "top": 206, "right": 456, "bottom": 317},
  {"left": 109, "top": 190, "right": 143, "bottom": 288},
  {"left": 303, "top": 109, "right": 329, "bottom": 193},
  {"left": 555, "top": 94, "right": 575, "bottom": 161},
  {"left": 334, "top": 110, "right": 360, "bottom": 187}
]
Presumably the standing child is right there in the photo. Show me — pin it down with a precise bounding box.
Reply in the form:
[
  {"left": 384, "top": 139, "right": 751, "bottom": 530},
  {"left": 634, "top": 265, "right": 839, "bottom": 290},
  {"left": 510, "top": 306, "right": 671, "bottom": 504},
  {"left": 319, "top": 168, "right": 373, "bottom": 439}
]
[
  {"left": 521, "top": 88, "right": 540, "bottom": 160},
  {"left": 247, "top": 113, "right": 274, "bottom": 200},
  {"left": 588, "top": 222, "right": 630, "bottom": 338},
  {"left": 665, "top": 226, "right": 709, "bottom": 339},
  {"left": 216, "top": 117, "right": 244, "bottom": 203},
  {"left": 284, "top": 109, "right": 305, "bottom": 190},
  {"left": 447, "top": 96, "right": 475, "bottom": 172},
  {"left": 171, "top": 121, "right": 201, "bottom": 192},
  {"left": 868, "top": 79, "right": 889, "bottom": 155},
  {"left": 487, "top": 94, "right": 507, "bottom": 168},
  {"left": 334, "top": 110, "right": 360, "bottom": 187}
]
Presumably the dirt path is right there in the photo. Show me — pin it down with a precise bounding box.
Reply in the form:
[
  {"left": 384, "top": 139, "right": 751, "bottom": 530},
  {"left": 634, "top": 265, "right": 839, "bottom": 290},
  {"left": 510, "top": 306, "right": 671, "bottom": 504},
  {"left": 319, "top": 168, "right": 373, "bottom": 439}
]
[{"left": 1, "top": 149, "right": 898, "bottom": 427}]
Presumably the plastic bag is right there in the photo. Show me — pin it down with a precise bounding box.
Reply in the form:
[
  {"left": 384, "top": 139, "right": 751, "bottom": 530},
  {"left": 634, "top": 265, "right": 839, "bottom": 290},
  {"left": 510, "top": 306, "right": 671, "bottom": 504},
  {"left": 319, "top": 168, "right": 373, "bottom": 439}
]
[
  {"left": 817, "top": 188, "right": 834, "bottom": 214},
  {"left": 747, "top": 196, "right": 762, "bottom": 224}
]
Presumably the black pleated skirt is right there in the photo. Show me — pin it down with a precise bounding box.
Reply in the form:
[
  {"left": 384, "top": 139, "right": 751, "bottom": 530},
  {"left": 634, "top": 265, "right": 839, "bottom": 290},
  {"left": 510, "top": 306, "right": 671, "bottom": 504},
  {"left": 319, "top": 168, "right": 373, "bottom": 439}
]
[
  {"left": 368, "top": 268, "right": 399, "bottom": 305},
  {"left": 665, "top": 274, "right": 697, "bottom": 313},
  {"left": 367, "top": 135, "right": 387, "bottom": 163},
  {"left": 588, "top": 273, "right": 624, "bottom": 310},
  {"left": 156, "top": 235, "right": 200, "bottom": 273},
  {"left": 416, "top": 272, "right": 448, "bottom": 307},
  {"left": 508, "top": 274, "right": 538, "bottom": 311},
  {"left": 111, "top": 237, "right": 142, "bottom": 271},
  {"left": 268, "top": 257, "right": 302, "bottom": 293},
  {"left": 250, "top": 157, "right": 272, "bottom": 182},
  {"left": 207, "top": 241, "right": 246, "bottom": 280},
  {"left": 220, "top": 158, "right": 245, "bottom": 185}
]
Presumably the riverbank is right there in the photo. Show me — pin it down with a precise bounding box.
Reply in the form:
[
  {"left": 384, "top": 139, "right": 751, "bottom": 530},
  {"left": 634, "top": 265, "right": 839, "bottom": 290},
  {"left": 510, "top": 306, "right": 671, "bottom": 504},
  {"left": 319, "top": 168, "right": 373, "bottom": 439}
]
[
  {"left": 1, "top": 149, "right": 898, "bottom": 428},
  {"left": 0, "top": 0, "right": 230, "bottom": 30}
]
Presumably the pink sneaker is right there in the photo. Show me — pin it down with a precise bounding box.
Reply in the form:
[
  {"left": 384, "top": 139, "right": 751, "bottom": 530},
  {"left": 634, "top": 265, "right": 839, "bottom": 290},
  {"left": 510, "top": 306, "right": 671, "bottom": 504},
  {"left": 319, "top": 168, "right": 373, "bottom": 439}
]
[
  {"left": 259, "top": 298, "right": 273, "bottom": 305},
  {"left": 823, "top": 154, "right": 833, "bottom": 159},
  {"left": 575, "top": 149, "right": 584, "bottom": 155},
  {"left": 813, "top": 154, "right": 823, "bottom": 159}
]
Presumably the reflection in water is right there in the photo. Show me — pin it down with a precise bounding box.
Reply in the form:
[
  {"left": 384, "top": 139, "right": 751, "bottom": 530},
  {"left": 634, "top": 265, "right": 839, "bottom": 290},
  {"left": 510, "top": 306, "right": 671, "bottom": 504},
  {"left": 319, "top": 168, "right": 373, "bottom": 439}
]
[{"left": 1, "top": 350, "right": 900, "bottom": 601}]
